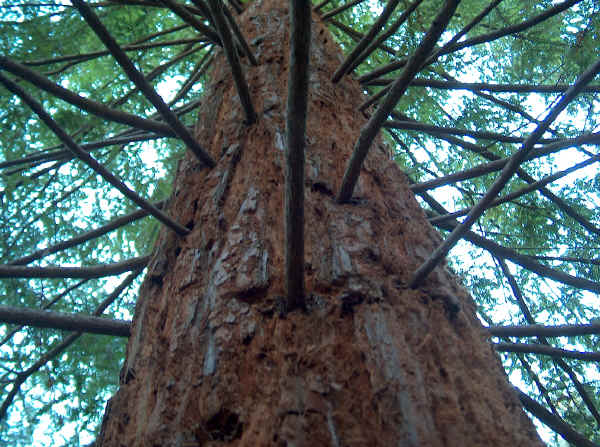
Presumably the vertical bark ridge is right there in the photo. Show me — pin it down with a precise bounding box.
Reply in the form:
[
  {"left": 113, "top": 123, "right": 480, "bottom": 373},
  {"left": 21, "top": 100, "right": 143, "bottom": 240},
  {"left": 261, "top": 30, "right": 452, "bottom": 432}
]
[{"left": 95, "top": 1, "right": 545, "bottom": 445}]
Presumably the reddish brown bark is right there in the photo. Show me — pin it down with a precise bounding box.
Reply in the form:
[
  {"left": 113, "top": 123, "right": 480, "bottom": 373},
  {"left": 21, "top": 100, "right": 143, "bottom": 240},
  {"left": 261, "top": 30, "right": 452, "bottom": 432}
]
[{"left": 95, "top": 1, "right": 545, "bottom": 445}]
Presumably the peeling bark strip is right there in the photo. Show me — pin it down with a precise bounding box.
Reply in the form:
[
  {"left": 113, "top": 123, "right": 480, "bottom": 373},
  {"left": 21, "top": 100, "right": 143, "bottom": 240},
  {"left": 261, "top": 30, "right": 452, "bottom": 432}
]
[{"left": 95, "top": 1, "right": 545, "bottom": 445}]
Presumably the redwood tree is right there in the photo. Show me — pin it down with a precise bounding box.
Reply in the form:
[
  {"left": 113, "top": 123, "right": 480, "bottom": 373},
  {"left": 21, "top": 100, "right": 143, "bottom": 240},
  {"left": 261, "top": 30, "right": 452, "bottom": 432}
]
[{"left": 0, "top": 0, "right": 599, "bottom": 446}]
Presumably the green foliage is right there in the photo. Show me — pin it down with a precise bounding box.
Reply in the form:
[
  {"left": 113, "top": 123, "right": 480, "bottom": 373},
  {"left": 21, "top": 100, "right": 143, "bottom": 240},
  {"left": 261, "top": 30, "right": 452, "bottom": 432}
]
[{"left": 0, "top": 0, "right": 599, "bottom": 445}]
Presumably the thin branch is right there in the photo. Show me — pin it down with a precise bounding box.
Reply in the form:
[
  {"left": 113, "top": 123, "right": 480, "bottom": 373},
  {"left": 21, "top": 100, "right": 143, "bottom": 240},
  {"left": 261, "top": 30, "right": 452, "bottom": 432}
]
[
  {"left": 206, "top": 0, "right": 256, "bottom": 124},
  {"left": 222, "top": 2, "right": 257, "bottom": 66},
  {"left": 409, "top": 56, "right": 600, "bottom": 288},
  {"left": 0, "top": 270, "right": 140, "bottom": 422},
  {"left": 9, "top": 201, "right": 164, "bottom": 266},
  {"left": 332, "top": 0, "right": 402, "bottom": 83},
  {"left": 156, "top": 0, "right": 221, "bottom": 44},
  {"left": 494, "top": 342, "right": 600, "bottom": 362},
  {"left": 0, "top": 256, "right": 149, "bottom": 279},
  {"left": 72, "top": 0, "right": 216, "bottom": 167},
  {"left": 337, "top": 0, "right": 460, "bottom": 203},
  {"left": 0, "top": 306, "right": 131, "bottom": 337},
  {"left": 0, "top": 57, "right": 175, "bottom": 136},
  {"left": 321, "top": 0, "right": 367, "bottom": 21},
  {"left": 284, "top": 0, "right": 311, "bottom": 311},
  {"left": 487, "top": 323, "right": 600, "bottom": 338},
  {"left": 0, "top": 73, "right": 190, "bottom": 235}
]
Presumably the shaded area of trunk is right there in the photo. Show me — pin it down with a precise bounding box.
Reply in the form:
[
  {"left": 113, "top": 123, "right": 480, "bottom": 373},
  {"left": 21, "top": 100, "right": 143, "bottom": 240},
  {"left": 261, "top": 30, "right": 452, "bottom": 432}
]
[{"left": 95, "top": 1, "right": 544, "bottom": 445}]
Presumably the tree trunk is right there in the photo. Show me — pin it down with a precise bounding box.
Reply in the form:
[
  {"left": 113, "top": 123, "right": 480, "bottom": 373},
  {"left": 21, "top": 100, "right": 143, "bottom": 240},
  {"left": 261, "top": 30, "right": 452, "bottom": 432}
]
[{"left": 95, "top": 1, "right": 545, "bottom": 445}]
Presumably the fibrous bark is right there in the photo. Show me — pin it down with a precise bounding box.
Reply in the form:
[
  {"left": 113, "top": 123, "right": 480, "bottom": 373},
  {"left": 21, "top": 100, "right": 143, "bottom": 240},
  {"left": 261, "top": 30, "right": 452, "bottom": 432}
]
[{"left": 95, "top": 1, "right": 545, "bottom": 445}]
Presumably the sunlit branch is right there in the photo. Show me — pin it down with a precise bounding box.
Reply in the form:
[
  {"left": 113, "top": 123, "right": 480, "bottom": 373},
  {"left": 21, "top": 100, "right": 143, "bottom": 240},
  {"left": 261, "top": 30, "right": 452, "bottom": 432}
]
[
  {"left": 428, "top": 154, "right": 600, "bottom": 222},
  {"left": 497, "top": 258, "right": 600, "bottom": 426},
  {"left": 409, "top": 56, "right": 600, "bottom": 288},
  {"left": 358, "top": 0, "right": 583, "bottom": 84},
  {"left": 321, "top": 0, "right": 367, "bottom": 21},
  {"left": 284, "top": 0, "right": 311, "bottom": 311},
  {"left": 430, "top": 218, "right": 600, "bottom": 294},
  {"left": 0, "top": 57, "right": 175, "bottom": 136},
  {"left": 0, "top": 305, "right": 131, "bottom": 337},
  {"left": 337, "top": 0, "right": 460, "bottom": 203},
  {"left": 495, "top": 342, "right": 600, "bottom": 362},
  {"left": 72, "top": 0, "right": 216, "bottom": 168},
  {"left": 0, "top": 256, "right": 149, "bottom": 279},
  {"left": 487, "top": 323, "right": 600, "bottom": 338},
  {"left": 368, "top": 77, "right": 600, "bottom": 94},
  {"left": 206, "top": 0, "right": 256, "bottom": 124},
  {"left": 9, "top": 201, "right": 165, "bottom": 266},
  {"left": 517, "top": 389, "right": 599, "bottom": 447},
  {"left": 0, "top": 269, "right": 140, "bottom": 422},
  {"left": 24, "top": 37, "right": 205, "bottom": 68},
  {"left": 343, "top": 0, "right": 424, "bottom": 76},
  {"left": 332, "top": 0, "right": 401, "bottom": 83},
  {"left": 0, "top": 280, "right": 89, "bottom": 347},
  {"left": 0, "top": 73, "right": 191, "bottom": 235}
]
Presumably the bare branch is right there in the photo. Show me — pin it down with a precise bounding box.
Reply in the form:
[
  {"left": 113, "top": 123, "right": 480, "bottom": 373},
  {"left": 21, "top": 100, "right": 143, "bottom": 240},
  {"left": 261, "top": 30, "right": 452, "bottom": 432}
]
[
  {"left": 0, "top": 305, "right": 131, "bottom": 337},
  {"left": 321, "top": 0, "right": 367, "bottom": 21},
  {"left": 494, "top": 342, "right": 600, "bottom": 362},
  {"left": 337, "top": 0, "right": 460, "bottom": 203},
  {"left": 487, "top": 323, "right": 600, "bottom": 338}
]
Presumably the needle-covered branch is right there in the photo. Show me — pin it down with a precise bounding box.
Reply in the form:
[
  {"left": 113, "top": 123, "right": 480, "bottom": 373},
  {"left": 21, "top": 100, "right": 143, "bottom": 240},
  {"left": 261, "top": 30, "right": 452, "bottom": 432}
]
[
  {"left": 9, "top": 201, "right": 164, "bottom": 266},
  {"left": 0, "top": 305, "right": 131, "bottom": 337},
  {"left": 0, "top": 57, "right": 175, "bottom": 136},
  {"left": 0, "top": 255, "right": 150, "bottom": 279},
  {"left": 284, "top": 0, "right": 311, "bottom": 311},
  {"left": 409, "top": 56, "right": 600, "bottom": 288},
  {"left": 487, "top": 323, "right": 600, "bottom": 338},
  {"left": 336, "top": 0, "right": 460, "bottom": 203},
  {"left": 72, "top": 0, "right": 216, "bottom": 167},
  {"left": 206, "top": 0, "right": 256, "bottom": 124},
  {"left": 0, "top": 73, "right": 191, "bottom": 235}
]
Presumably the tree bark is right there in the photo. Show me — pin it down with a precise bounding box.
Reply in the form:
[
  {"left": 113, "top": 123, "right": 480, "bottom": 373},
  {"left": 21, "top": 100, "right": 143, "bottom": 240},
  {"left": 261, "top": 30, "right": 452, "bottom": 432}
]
[{"left": 95, "top": 1, "right": 545, "bottom": 445}]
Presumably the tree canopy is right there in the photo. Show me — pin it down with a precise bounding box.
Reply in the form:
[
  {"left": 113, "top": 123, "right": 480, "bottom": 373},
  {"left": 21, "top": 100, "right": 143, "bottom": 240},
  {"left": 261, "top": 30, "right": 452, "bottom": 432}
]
[{"left": 0, "top": 0, "right": 599, "bottom": 445}]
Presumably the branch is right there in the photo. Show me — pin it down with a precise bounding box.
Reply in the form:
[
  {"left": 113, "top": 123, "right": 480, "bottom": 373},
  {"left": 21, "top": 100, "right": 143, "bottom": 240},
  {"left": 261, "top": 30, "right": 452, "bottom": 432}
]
[
  {"left": 9, "top": 201, "right": 164, "bottom": 266},
  {"left": 321, "top": 0, "right": 367, "bottom": 21},
  {"left": 71, "top": 0, "right": 216, "bottom": 168},
  {"left": 0, "top": 306, "right": 131, "bottom": 337},
  {"left": 337, "top": 0, "right": 459, "bottom": 203},
  {"left": 155, "top": 0, "right": 221, "bottom": 44},
  {"left": 0, "top": 57, "right": 175, "bottom": 136},
  {"left": 0, "top": 270, "right": 140, "bottom": 422},
  {"left": 331, "top": 0, "right": 402, "bottom": 83},
  {"left": 206, "top": 0, "right": 256, "bottom": 124},
  {"left": 0, "top": 73, "right": 190, "bottom": 235},
  {"left": 284, "top": 0, "right": 311, "bottom": 311},
  {"left": 487, "top": 323, "right": 600, "bottom": 338},
  {"left": 409, "top": 55, "right": 600, "bottom": 287},
  {"left": 495, "top": 342, "right": 600, "bottom": 362},
  {"left": 0, "top": 256, "right": 150, "bottom": 279}
]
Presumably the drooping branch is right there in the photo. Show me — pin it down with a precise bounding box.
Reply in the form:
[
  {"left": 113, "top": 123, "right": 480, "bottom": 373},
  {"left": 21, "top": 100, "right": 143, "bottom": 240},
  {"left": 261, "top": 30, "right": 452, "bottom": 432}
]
[
  {"left": 0, "top": 73, "right": 191, "bottom": 235},
  {"left": 72, "top": 0, "right": 216, "bottom": 168},
  {"left": 284, "top": 0, "right": 311, "bottom": 310},
  {"left": 487, "top": 323, "right": 600, "bottom": 338},
  {"left": 331, "top": 0, "right": 401, "bottom": 83},
  {"left": 409, "top": 56, "right": 600, "bottom": 288},
  {"left": 9, "top": 201, "right": 164, "bottom": 266},
  {"left": 206, "top": 0, "right": 256, "bottom": 124},
  {"left": 518, "top": 389, "right": 599, "bottom": 447},
  {"left": 337, "top": 0, "right": 459, "bottom": 203},
  {"left": 0, "top": 255, "right": 150, "bottom": 279},
  {"left": 494, "top": 342, "right": 600, "bottom": 362},
  {"left": 0, "top": 305, "right": 131, "bottom": 337},
  {"left": 0, "top": 57, "right": 175, "bottom": 136},
  {"left": 0, "top": 269, "right": 140, "bottom": 422}
]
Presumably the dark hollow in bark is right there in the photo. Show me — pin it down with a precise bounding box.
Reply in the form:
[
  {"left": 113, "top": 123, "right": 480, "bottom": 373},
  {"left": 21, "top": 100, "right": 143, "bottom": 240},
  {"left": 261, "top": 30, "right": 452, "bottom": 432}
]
[{"left": 94, "top": 1, "right": 545, "bottom": 445}]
